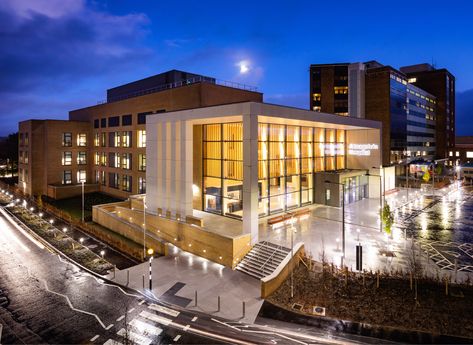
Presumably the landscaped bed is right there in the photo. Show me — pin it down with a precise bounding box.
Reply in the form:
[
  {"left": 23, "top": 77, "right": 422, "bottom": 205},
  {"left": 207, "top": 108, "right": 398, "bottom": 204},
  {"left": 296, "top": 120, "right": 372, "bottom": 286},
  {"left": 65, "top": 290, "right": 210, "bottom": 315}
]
[
  {"left": 5, "top": 204, "right": 113, "bottom": 275},
  {"left": 268, "top": 262, "right": 473, "bottom": 340}
]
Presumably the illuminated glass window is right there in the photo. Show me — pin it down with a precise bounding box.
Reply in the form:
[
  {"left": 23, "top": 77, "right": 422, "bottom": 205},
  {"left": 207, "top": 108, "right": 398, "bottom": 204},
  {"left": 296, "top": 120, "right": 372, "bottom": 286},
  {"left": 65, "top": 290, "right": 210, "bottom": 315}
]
[
  {"left": 77, "top": 133, "right": 87, "bottom": 146},
  {"left": 137, "top": 130, "right": 146, "bottom": 148},
  {"left": 62, "top": 133, "right": 72, "bottom": 147},
  {"left": 138, "top": 177, "right": 146, "bottom": 194},
  {"left": 121, "top": 153, "right": 132, "bottom": 170},
  {"left": 122, "top": 131, "right": 132, "bottom": 148},
  {"left": 77, "top": 151, "right": 87, "bottom": 165},
  {"left": 122, "top": 174, "right": 132, "bottom": 192},
  {"left": 94, "top": 133, "right": 100, "bottom": 147},
  {"left": 138, "top": 154, "right": 146, "bottom": 171},
  {"left": 62, "top": 151, "right": 72, "bottom": 166},
  {"left": 62, "top": 170, "right": 72, "bottom": 184},
  {"left": 77, "top": 170, "right": 86, "bottom": 183}
]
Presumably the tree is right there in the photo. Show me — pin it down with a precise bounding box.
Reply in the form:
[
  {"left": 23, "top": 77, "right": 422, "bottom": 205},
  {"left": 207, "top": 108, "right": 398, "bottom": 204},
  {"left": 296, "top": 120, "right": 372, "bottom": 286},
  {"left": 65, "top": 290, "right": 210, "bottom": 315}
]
[
  {"left": 381, "top": 204, "right": 394, "bottom": 235},
  {"left": 37, "top": 195, "right": 43, "bottom": 209}
]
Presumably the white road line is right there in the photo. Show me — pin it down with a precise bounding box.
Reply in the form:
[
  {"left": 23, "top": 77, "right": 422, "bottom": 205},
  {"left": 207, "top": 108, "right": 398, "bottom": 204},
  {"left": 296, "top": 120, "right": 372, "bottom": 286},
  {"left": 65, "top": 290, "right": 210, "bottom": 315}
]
[
  {"left": 103, "top": 339, "right": 123, "bottom": 345},
  {"left": 129, "top": 318, "right": 162, "bottom": 336},
  {"left": 173, "top": 334, "right": 181, "bottom": 342},
  {"left": 183, "top": 325, "right": 190, "bottom": 332},
  {"left": 88, "top": 274, "right": 141, "bottom": 298},
  {"left": 148, "top": 303, "right": 180, "bottom": 317},
  {"left": 41, "top": 280, "right": 108, "bottom": 329},
  {"left": 0, "top": 323, "right": 3, "bottom": 343},
  {"left": 191, "top": 316, "right": 197, "bottom": 322},
  {"left": 139, "top": 300, "right": 145, "bottom": 305},
  {"left": 117, "top": 327, "right": 152, "bottom": 345},
  {"left": 210, "top": 318, "right": 241, "bottom": 331},
  {"left": 90, "top": 334, "right": 100, "bottom": 342},
  {"left": 128, "top": 307, "right": 135, "bottom": 313},
  {"left": 139, "top": 311, "right": 172, "bottom": 326},
  {"left": 106, "top": 324, "right": 114, "bottom": 330},
  {"left": 116, "top": 315, "right": 125, "bottom": 322}
]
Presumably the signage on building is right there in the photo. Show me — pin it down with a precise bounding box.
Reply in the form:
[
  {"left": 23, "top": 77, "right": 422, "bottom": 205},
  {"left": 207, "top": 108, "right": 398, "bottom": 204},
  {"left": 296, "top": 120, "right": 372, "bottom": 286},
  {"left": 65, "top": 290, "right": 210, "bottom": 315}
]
[
  {"left": 323, "top": 143, "right": 344, "bottom": 155},
  {"left": 347, "top": 143, "right": 379, "bottom": 156}
]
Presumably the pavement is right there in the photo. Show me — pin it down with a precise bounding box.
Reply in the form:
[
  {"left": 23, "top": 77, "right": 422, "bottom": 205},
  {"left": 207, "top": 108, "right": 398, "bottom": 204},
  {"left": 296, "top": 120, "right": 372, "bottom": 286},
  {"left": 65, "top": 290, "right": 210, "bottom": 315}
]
[{"left": 109, "top": 245, "right": 264, "bottom": 324}]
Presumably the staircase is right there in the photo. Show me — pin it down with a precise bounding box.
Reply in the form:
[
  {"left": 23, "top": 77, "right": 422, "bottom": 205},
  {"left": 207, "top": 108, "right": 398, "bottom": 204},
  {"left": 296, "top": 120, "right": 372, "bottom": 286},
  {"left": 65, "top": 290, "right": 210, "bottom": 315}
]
[{"left": 236, "top": 241, "right": 291, "bottom": 279}]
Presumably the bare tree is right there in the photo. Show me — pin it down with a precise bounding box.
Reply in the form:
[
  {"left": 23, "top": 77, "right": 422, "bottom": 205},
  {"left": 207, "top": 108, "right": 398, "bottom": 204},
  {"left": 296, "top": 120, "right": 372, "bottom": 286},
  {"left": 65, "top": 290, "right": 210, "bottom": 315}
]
[{"left": 407, "top": 240, "right": 423, "bottom": 306}]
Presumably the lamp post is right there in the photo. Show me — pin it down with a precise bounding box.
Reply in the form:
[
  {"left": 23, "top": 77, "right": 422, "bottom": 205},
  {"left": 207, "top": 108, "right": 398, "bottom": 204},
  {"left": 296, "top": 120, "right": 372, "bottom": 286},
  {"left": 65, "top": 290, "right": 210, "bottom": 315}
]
[
  {"left": 143, "top": 196, "right": 147, "bottom": 260},
  {"left": 288, "top": 212, "right": 295, "bottom": 299},
  {"left": 147, "top": 248, "right": 154, "bottom": 290},
  {"left": 324, "top": 180, "right": 345, "bottom": 266},
  {"left": 81, "top": 180, "right": 85, "bottom": 222}
]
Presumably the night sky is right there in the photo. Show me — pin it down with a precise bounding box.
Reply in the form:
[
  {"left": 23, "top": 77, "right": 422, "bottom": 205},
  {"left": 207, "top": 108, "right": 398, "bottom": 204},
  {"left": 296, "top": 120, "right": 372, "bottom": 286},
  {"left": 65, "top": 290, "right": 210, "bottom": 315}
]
[{"left": 1, "top": 0, "right": 473, "bottom": 136}]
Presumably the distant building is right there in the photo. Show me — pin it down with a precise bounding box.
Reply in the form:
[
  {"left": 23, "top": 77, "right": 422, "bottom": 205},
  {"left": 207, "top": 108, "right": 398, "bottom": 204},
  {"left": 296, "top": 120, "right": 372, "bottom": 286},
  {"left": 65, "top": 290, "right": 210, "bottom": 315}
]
[
  {"left": 309, "top": 61, "right": 443, "bottom": 166},
  {"left": 18, "top": 70, "right": 263, "bottom": 199}
]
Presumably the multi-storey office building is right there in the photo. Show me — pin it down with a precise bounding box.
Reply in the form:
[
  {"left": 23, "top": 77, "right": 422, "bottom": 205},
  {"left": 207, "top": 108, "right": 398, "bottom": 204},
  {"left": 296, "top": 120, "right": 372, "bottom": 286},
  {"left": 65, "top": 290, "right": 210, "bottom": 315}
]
[
  {"left": 310, "top": 61, "right": 441, "bottom": 166},
  {"left": 400, "top": 63, "right": 455, "bottom": 158},
  {"left": 18, "top": 120, "right": 92, "bottom": 198},
  {"left": 18, "top": 70, "right": 263, "bottom": 199}
]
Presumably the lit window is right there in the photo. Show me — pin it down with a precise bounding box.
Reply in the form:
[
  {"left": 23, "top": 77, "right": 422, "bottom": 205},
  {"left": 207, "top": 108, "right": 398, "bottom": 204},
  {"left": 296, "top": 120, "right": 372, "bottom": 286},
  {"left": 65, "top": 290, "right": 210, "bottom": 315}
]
[
  {"left": 456, "top": 151, "right": 460, "bottom": 157},
  {"left": 313, "top": 106, "right": 321, "bottom": 112},
  {"left": 137, "top": 130, "right": 146, "bottom": 148},
  {"left": 24, "top": 151, "right": 29, "bottom": 164},
  {"left": 312, "top": 93, "right": 321, "bottom": 102},
  {"left": 334, "top": 86, "right": 348, "bottom": 95},
  {"left": 77, "top": 133, "right": 87, "bottom": 146},
  {"left": 122, "top": 153, "right": 132, "bottom": 170},
  {"left": 449, "top": 151, "right": 453, "bottom": 157},
  {"left": 24, "top": 133, "right": 29, "bottom": 146},
  {"left": 138, "top": 177, "right": 146, "bottom": 194},
  {"left": 122, "top": 131, "right": 132, "bottom": 148},
  {"left": 467, "top": 152, "right": 473, "bottom": 158},
  {"left": 62, "top": 170, "right": 72, "bottom": 184},
  {"left": 62, "top": 151, "right": 72, "bottom": 166},
  {"left": 77, "top": 170, "right": 86, "bottom": 183},
  {"left": 77, "top": 152, "right": 87, "bottom": 165},
  {"left": 62, "top": 133, "right": 72, "bottom": 147},
  {"left": 138, "top": 154, "right": 146, "bottom": 171},
  {"left": 94, "top": 152, "right": 100, "bottom": 165},
  {"left": 408, "top": 77, "right": 417, "bottom": 83},
  {"left": 122, "top": 175, "right": 132, "bottom": 192},
  {"left": 94, "top": 133, "right": 100, "bottom": 147}
]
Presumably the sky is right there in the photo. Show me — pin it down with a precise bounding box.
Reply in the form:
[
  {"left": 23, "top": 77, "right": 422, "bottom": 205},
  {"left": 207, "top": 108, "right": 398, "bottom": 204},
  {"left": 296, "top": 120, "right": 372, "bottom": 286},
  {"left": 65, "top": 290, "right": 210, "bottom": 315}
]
[{"left": 1, "top": 0, "right": 473, "bottom": 136}]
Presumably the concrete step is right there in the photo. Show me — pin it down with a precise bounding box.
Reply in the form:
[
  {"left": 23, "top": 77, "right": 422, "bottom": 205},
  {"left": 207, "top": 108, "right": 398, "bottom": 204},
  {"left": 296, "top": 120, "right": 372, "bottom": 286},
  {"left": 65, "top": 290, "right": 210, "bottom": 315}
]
[
  {"left": 239, "top": 257, "right": 278, "bottom": 272},
  {"left": 243, "top": 253, "right": 281, "bottom": 269}
]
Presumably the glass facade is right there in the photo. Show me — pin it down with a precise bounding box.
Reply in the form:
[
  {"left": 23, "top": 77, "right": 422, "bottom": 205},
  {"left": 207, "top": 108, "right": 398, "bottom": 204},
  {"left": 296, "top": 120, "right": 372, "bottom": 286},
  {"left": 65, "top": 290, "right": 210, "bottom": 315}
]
[{"left": 202, "top": 122, "right": 346, "bottom": 218}]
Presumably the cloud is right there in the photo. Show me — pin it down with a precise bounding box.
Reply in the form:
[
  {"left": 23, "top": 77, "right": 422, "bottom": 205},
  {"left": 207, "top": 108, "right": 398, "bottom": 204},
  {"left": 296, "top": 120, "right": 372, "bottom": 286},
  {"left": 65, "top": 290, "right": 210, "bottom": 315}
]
[{"left": 0, "top": 0, "right": 153, "bottom": 135}]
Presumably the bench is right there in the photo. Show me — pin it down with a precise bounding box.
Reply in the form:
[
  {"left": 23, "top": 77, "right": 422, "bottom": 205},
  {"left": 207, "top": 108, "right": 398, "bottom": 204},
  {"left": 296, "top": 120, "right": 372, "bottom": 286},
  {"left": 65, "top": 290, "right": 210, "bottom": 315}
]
[{"left": 267, "top": 208, "right": 310, "bottom": 226}]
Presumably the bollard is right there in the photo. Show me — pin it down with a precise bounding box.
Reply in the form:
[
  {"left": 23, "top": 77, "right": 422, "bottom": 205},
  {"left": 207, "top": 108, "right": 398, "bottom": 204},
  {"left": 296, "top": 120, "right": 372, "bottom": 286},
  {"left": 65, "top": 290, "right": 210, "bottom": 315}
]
[
  {"left": 112, "top": 265, "right": 116, "bottom": 279},
  {"left": 126, "top": 270, "right": 130, "bottom": 286},
  {"left": 217, "top": 296, "right": 221, "bottom": 312},
  {"left": 142, "top": 275, "right": 145, "bottom": 289},
  {"left": 242, "top": 301, "right": 246, "bottom": 318},
  {"left": 195, "top": 290, "right": 198, "bottom": 307}
]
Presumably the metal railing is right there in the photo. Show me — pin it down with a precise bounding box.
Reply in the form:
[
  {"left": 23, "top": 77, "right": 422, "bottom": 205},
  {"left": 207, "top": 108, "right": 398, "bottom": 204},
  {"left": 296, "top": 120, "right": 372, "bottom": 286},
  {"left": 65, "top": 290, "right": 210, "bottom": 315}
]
[
  {"left": 259, "top": 241, "right": 286, "bottom": 277},
  {"left": 99, "top": 76, "right": 258, "bottom": 104}
]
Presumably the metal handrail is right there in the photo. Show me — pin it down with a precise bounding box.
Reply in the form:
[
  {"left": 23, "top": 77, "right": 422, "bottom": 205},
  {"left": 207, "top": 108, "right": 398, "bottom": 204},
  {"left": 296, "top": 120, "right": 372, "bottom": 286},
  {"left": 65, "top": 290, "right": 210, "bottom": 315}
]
[
  {"left": 259, "top": 242, "right": 285, "bottom": 276},
  {"left": 100, "top": 76, "right": 258, "bottom": 104}
]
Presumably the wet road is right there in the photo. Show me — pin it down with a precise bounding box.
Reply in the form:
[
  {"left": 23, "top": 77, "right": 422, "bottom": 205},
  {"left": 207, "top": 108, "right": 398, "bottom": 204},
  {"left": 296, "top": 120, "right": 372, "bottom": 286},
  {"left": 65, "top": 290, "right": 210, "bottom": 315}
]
[{"left": 1, "top": 207, "right": 387, "bottom": 345}]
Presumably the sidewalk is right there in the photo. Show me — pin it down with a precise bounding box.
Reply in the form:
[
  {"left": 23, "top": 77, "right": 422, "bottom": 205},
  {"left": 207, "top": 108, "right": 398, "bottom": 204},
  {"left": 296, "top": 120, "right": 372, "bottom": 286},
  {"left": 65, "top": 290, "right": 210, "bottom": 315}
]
[{"left": 109, "top": 245, "right": 263, "bottom": 324}]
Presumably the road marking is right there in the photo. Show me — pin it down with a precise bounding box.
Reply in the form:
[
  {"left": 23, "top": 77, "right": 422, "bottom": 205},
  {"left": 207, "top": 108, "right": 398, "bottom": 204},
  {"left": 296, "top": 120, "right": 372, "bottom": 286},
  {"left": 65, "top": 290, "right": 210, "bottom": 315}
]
[
  {"left": 41, "top": 280, "right": 109, "bottom": 329},
  {"left": 139, "top": 311, "right": 172, "bottom": 326},
  {"left": 191, "top": 316, "right": 197, "bottom": 322},
  {"left": 90, "top": 334, "right": 100, "bottom": 342},
  {"left": 129, "top": 318, "right": 162, "bottom": 336},
  {"left": 210, "top": 318, "right": 241, "bottom": 331},
  {"left": 148, "top": 303, "right": 180, "bottom": 317},
  {"left": 183, "top": 325, "right": 190, "bottom": 332},
  {"left": 0, "top": 323, "right": 3, "bottom": 343},
  {"left": 116, "top": 315, "right": 125, "bottom": 322},
  {"left": 128, "top": 307, "right": 135, "bottom": 313},
  {"left": 103, "top": 340, "right": 123, "bottom": 345},
  {"left": 106, "top": 324, "right": 114, "bottom": 330},
  {"left": 139, "top": 300, "right": 145, "bottom": 305},
  {"left": 117, "top": 327, "right": 152, "bottom": 345},
  {"left": 173, "top": 334, "right": 181, "bottom": 342}
]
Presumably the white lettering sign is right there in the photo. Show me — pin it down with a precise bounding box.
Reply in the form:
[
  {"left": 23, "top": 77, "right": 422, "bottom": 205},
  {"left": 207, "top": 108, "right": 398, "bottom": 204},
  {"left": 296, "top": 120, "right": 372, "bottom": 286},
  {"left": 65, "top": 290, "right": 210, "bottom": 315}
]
[
  {"left": 348, "top": 143, "right": 379, "bottom": 156},
  {"left": 323, "top": 143, "right": 344, "bottom": 155}
]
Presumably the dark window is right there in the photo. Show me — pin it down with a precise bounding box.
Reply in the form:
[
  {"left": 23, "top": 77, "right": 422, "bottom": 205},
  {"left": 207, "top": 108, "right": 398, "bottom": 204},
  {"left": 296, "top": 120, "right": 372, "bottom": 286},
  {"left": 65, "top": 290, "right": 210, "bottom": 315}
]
[
  {"left": 122, "top": 114, "right": 132, "bottom": 126},
  {"left": 138, "top": 111, "right": 152, "bottom": 125},
  {"left": 94, "top": 119, "right": 99, "bottom": 128},
  {"left": 101, "top": 118, "right": 106, "bottom": 128},
  {"left": 108, "top": 116, "right": 119, "bottom": 127}
]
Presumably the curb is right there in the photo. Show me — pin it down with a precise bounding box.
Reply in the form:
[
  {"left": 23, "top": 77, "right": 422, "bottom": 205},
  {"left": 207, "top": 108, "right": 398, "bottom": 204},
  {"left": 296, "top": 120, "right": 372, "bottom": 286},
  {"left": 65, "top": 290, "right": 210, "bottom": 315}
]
[{"left": 258, "top": 300, "right": 473, "bottom": 344}]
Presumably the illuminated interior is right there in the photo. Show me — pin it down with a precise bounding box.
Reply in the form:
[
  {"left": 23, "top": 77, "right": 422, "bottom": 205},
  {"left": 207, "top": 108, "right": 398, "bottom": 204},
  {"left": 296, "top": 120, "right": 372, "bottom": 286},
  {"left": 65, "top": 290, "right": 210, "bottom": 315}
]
[{"left": 202, "top": 122, "right": 346, "bottom": 218}]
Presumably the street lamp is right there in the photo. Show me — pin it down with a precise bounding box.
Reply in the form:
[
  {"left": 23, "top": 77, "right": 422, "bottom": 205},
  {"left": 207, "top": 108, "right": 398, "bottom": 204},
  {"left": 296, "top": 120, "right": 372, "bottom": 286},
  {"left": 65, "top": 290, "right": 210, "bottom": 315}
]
[
  {"left": 324, "top": 180, "right": 345, "bottom": 267},
  {"left": 81, "top": 180, "right": 85, "bottom": 222},
  {"left": 79, "top": 237, "right": 84, "bottom": 245},
  {"left": 143, "top": 196, "right": 148, "bottom": 259},
  {"left": 285, "top": 211, "right": 296, "bottom": 298},
  {"left": 100, "top": 250, "right": 105, "bottom": 258}
]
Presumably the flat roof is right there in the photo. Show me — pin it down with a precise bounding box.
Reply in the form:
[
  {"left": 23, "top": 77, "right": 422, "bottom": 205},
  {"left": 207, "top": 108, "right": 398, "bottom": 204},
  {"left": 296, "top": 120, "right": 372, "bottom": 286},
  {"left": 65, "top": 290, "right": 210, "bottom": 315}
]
[{"left": 147, "top": 101, "right": 381, "bottom": 131}]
